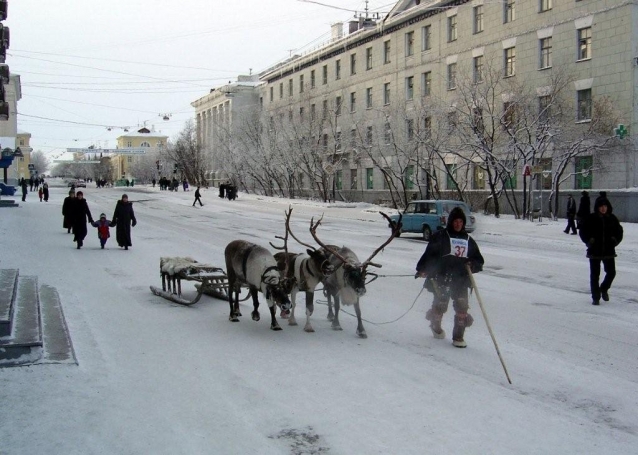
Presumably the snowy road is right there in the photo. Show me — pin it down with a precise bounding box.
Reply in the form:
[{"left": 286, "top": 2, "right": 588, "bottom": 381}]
[{"left": 1, "top": 182, "right": 637, "bottom": 454}]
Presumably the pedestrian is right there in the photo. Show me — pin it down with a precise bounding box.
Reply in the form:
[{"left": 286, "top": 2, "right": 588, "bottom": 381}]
[
  {"left": 29, "top": 176, "right": 34, "bottom": 192},
  {"left": 415, "top": 207, "right": 485, "bottom": 348},
  {"left": 91, "top": 213, "right": 112, "bottom": 249},
  {"left": 563, "top": 194, "right": 577, "bottom": 234},
  {"left": 20, "top": 178, "right": 28, "bottom": 202},
  {"left": 578, "top": 192, "right": 623, "bottom": 305},
  {"left": 110, "top": 194, "right": 137, "bottom": 250},
  {"left": 192, "top": 186, "right": 203, "bottom": 207},
  {"left": 576, "top": 190, "right": 590, "bottom": 230},
  {"left": 38, "top": 186, "right": 43, "bottom": 202},
  {"left": 183, "top": 180, "right": 189, "bottom": 191},
  {"left": 152, "top": 178, "right": 156, "bottom": 188},
  {"left": 72, "top": 191, "right": 94, "bottom": 249},
  {"left": 42, "top": 182, "right": 50, "bottom": 202},
  {"left": 62, "top": 189, "right": 76, "bottom": 233}
]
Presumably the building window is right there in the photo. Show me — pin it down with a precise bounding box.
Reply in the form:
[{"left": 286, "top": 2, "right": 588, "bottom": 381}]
[
  {"left": 473, "top": 165, "right": 486, "bottom": 190},
  {"left": 447, "top": 112, "right": 458, "bottom": 132},
  {"left": 406, "top": 119, "right": 415, "bottom": 141},
  {"left": 383, "top": 40, "right": 391, "bottom": 64},
  {"left": 422, "top": 25, "right": 431, "bottom": 51},
  {"left": 322, "top": 134, "right": 329, "bottom": 152},
  {"left": 474, "top": 6, "right": 483, "bottom": 34},
  {"left": 448, "top": 15, "right": 457, "bottom": 42},
  {"left": 405, "top": 76, "right": 414, "bottom": 101},
  {"left": 446, "top": 163, "right": 457, "bottom": 190},
  {"left": 279, "top": 82, "right": 284, "bottom": 99},
  {"left": 405, "top": 31, "right": 414, "bottom": 57},
  {"left": 473, "top": 55, "right": 484, "bottom": 83},
  {"left": 336, "top": 131, "right": 342, "bottom": 152},
  {"left": 366, "top": 87, "right": 373, "bottom": 109},
  {"left": 447, "top": 63, "right": 457, "bottom": 90},
  {"left": 350, "top": 169, "right": 358, "bottom": 190},
  {"left": 366, "top": 47, "right": 373, "bottom": 70},
  {"left": 578, "top": 27, "right": 592, "bottom": 60},
  {"left": 335, "top": 96, "right": 342, "bottom": 116},
  {"left": 350, "top": 53, "right": 357, "bottom": 75},
  {"left": 384, "top": 121, "right": 392, "bottom": 144},
  {"left": 350, "top": 129, "right": 357, "bottom": 148},
  {"left": 539, "top": 0, "right": 552, "bottom": 12},
  {"left": 503, "top": 102, "right": 517, "bottom": 129},
  {"left": 300, "top": 106, "right": 305, "bottom": 122},
  {"left": 575, "top": 156, "right": 593, "bottom": 189},
  {"left": 540, "top": 37, "right": 552, "bottom": 69},
  {"left": 310, "top": 104, "right": 316, "bottom": 121},
  {"left": 366, "top": 126, "right": 373, "bottom": 145},
  {"left": 539, "top": 95, "right": 551, "bottom": 122},
  {"left": 269, "top": 86, "right": 273, "bottom": 102},
  {"left": 322, "top": 65, "right": 328, "bottom": 85},
  {"left": 311, "top": 70, "right": 316, "bottom": 88},
  {"left": 422, "top": 71, "right": 432, "bottom": 96},
  {"left": 423, "top": 116, "right": 432, "bottom": 136},
  {"left": 577, "top": 89, "right": 592, "bottom": 121},
  {"left": 335, "top": 170, "right": 343, "bottom": 190},
  {"left": 322, "top": 100, "right": 328, "bottom": 119},
  {"left": 350, "top": 91, "right": 357, "bottom": 113},
  {"left": 504, "top": 47, "right": 516, "bottom": 77},
  {"left": 383, "top": 82, "right": 391, "bottom": 105},
  {"left": 127, "top": 141, "right": 133, "bottom": 147},
  {"left": 335, "top": 59, "right": 341, "bottom": 80},
  {"left": 288, "top": 79, "right": 293, "bottom": 97},
  {"left": 288, "top": 109, "right": 293, "bottom": 122},
  {"left": 405, "top": 165, "right": 415, "bottom": 190},
  {"left": 300, "top": 74, "right": 304, "bottom": 93},
  {"left": 504, "top": 0, "right": 515, "bottom": 24},
  {"left": 366, "top": 168, "right": 374, "bottom": 189}
]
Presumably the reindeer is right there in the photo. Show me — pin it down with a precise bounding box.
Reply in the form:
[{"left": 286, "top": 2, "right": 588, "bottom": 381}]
[
  {"left": 224, "top": 240, "right": 292, "bottom": 331},
  {"left": 310, "top": 212, "right": 401, "bottom": 338},
  {"left": 270, "top": 207, "right": 335, "bottom": 333}
]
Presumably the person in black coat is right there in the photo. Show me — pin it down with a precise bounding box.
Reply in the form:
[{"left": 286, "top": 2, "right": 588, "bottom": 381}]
[
  {"left": 20, "top": 178, "right": 28, "bottom": 202},
  {"left": 578, "top": 192, "right": 623, "bottom": 305},
  {"left": 192, "top": 186, "right": 203, "bottom": 206},
  {"left": 72, "top": 191, "right": 94, "bottom": 249},
  {"left": 111, "top": 194, "right": 136, "bottom": 250},
  {"left": 62, "top": 189, "right": 76, "bottom": 233},
  {"left": 415, "top": 207, "right": 485, "bottom": 348},
  {"left": 564, "top": 194, "right": 577, "bottom": 234},
  {"left": 576, "top": 190, "right": 590, "bottom": 230}
]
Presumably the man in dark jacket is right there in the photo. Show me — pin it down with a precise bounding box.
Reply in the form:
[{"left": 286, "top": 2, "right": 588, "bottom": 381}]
[
  {"left": 62, "top": 189, "right": 76, "bottom": 233},
  {"left": 576, "top": 190, "right": 590, "bottom": 230},
  {"left": 111, "top": 194, "right": 137, "bottom": 250},
  {"left": 192, "top": 186, "right": 203, "bottom": 206},
  {"left": 564, "top": 194, "right": 577, "bottom": 234},
  {"left": 20, "top": 178, "right": 28, "bottom": 202},
  {"left": 415, "top": 207, "right": 485, "bottom": 348},
  {"left": 579, "top": 192, "right": 623, "bottom": 305}
]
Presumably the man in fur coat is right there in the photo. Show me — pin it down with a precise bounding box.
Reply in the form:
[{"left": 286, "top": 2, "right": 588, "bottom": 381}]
[{"left": 416, "top": 207, "right": 484, "bottom": 348}]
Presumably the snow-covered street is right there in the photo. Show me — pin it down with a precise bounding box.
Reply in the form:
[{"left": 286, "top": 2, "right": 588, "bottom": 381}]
[{"left": 1, "top": 182, "right": 637, "bottom": 454}]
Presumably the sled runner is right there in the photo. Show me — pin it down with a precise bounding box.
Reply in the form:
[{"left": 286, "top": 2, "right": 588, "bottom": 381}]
[{"left": 150, "top": 256, "right": 230, "bottom": 306}]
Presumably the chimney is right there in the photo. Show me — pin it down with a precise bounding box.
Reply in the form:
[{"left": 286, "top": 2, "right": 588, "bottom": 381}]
[
  {"left": 331, "top": 22, "right": 343, "bottom": 41},
  {"left": 349, "top": 20, "right": 359, "bottom": 34}
]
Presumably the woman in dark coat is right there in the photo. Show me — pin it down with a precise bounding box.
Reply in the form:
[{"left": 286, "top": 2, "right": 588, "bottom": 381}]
[
  {"left": 72, "top": 191, "right": 94, "bottom": 249},
  {"left": 62, "top": 189, "right": 76, "bottom": 233},
  {"left": 111, "top": 194, "right": 137, "bottom": 250},
  {"left": 415, "top": 207, "right": 484, "bottom": 348},
  {"left": 579, "top": 192, "right": 623, "bottom": 305},
  {"left": 576, "top": 190, "right": 590, "bottom": 229}
]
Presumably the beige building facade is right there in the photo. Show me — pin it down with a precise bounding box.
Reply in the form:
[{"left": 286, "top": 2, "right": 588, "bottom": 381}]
[{"left": 113, "top": 127, "right": 168, "bottom": 181}]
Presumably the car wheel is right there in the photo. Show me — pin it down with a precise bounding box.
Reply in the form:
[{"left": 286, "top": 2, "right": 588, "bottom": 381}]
[{"left": 422, "top": 225, "right": 432, "bottom": 241}]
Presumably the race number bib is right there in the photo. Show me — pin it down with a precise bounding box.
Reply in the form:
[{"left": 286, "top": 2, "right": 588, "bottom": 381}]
[{"left": 450, "top": 238, "right": 469, "bottom": 258}]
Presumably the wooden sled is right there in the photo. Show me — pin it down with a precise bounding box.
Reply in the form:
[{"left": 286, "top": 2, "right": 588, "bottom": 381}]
[{"left": 150, "top": 256, "right": 230, "bottom": 306}]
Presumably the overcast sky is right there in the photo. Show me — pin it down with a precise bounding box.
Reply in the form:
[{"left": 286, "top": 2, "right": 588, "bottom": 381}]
[{"left": 8, "top": 0, "right": 394, "bottom": 159}]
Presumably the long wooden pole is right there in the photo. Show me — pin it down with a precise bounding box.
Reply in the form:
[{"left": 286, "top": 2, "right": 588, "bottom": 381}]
[{"left": 466, "top": 264, "right": 513, "bottom": 384}]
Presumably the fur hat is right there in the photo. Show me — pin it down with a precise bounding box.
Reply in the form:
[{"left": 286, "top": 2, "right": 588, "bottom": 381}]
[
  {"left": 594, "top": 191, "right": 612, "bottom": 213},
  {"left": 76, "top": 191, "right": 83, "bottom": 197},
  {"left": 447, "top": 206, "right": 467, "bottom": 230},
  {"left": 581, "top": 190, "right": 589, "bottom": 196},
  {"left": 100, "top": 213, "right": 106, "bottom": 219}
]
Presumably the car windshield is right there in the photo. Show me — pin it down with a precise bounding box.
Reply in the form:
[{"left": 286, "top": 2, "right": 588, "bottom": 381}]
[{"left": 442, "top": 202, "right": 468, "bottom": 214}]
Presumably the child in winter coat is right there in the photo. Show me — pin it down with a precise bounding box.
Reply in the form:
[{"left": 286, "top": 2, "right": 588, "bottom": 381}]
[
  {"left": 38, "top": 186, "right": 43, "bottom": 202},
  {"left": 91, "top": 213, "right": 111, "bottom": 249}
]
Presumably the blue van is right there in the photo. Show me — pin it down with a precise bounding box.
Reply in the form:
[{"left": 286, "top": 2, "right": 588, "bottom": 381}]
[{"left": 389, "top": 200, "right": 476, "bottom": 241}]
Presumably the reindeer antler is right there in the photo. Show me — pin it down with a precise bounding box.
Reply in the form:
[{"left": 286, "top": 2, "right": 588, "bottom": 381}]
[
  {"left": 284, "top": 206, "right": 317, "bottom": 251},
  {"left": 309, "top": 215, "right": 351, "bottom": 264},
  {"left": 269, "top": 208, "right": 293, "bottom": 280},
  {"left": 361, "top": 212, "right": 402, "bottom": 271}
]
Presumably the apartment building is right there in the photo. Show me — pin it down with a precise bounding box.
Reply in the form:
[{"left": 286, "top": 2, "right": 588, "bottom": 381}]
[{"left": 256, "top": 0, "right": 637, "bottom": 200}]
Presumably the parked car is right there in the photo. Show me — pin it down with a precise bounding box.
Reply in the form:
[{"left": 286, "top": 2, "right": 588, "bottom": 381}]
[
  {"left": 389, "top": 200, "right": 476, "bottom": 241},
  {"left": 67, "top": 180, "right": 86, "bottom": 188}
]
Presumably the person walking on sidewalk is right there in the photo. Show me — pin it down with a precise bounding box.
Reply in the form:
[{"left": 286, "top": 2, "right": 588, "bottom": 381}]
[
  {"left": 62, "top": 189, "right": 76, "bottom": 233},
  {"left": 192, "top": 186, "right": 203, "bottom": 207},
  {"left": 564, "top": 194, "right": 577, "bottom": 234},
  {"left": 111, "top": 194, "right": 137, "bottom": 250},
  {"left": 20, "top": 178, "right": 28, "bottom": 202},
  {"left": 91, "top": 213, "right": 112, "bottom": 249},
  {"left": 576, "top": 190, "right": 590, "bottom": 230},
  {"left": 72, "top": 191, "right": 94, "bottom": 249},
  {"left": 415, "top": 207, "right": 484, "bottom": 348},
  {"left": 579, "top": 192, "right": 623, "bottom": 305}
]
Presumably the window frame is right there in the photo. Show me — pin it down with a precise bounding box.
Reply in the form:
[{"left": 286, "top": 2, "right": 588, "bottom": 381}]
[
  {"left": 383, "top": 40, "right": 391, "bottom": 64},
  {"left": 422, "top": 71, "right": 432, "bottom": 96},
  {"left": 383, "top": 82, "right": 391, "bottom": 105},
  {"left": 504, "top": 0, "right": 515, "bottom": 24},
  {"left": 448, "top": 15, "right": 457, "bottom": 42},
  {"left": 422, "top": 25, "right": 431, "bottom": 51},
  {"left": 504, "top": 47, "right": 516, "bottom": 77},
  {"left": 366, "top": 47, "right": 373, "bottom": 70},
  {"left": 576, "top": 88, "right": 592, "bottom": 122},
  {"left": 540, "top": 37, "right": 552, "bottom": 69},
  {"left": 366, "top": 87, "right": 373, "bottom": 109},
  {"left": 473, "top": 55, "right": 484, "bottom": 84},
  {"left": 473, "top": 5, "right": 483, "bottom": 34},
  {"left": 447, "top": 63, "right": 457, "bottom": 90},
  {"left": 577, "top": 27, "right": 592, "bottom": 61},
  {"left": 405, "top": 31, "right": 415, "bottom": 57},
  {"left": 405, "top": 76, "right": 414, "bottom": 101}
]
